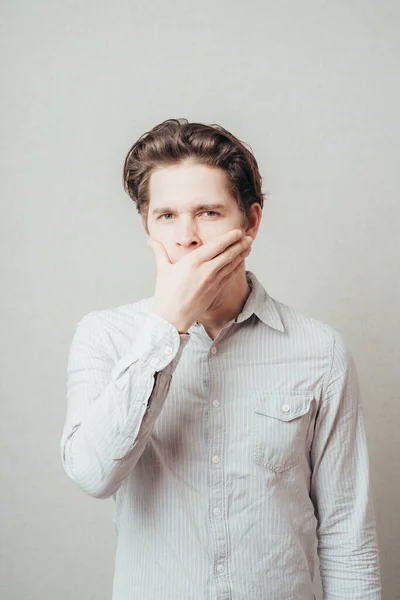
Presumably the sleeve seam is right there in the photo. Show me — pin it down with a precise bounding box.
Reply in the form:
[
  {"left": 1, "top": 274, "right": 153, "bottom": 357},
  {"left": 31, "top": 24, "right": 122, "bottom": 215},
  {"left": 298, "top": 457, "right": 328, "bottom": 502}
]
[{"left": 321, "top": 327, "right": 337, "bottom": 407}]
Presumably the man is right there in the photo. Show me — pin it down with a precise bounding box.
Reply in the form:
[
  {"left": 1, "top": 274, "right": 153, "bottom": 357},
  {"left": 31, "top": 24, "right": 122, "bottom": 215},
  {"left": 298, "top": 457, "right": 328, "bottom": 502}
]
[{"left": 61, "top": 118, "right": 381, "bottom": 599}]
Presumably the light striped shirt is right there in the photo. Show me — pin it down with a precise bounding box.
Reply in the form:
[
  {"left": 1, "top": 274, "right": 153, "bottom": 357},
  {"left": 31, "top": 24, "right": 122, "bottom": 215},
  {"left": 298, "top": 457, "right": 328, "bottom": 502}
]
[{"left": 60, "top": 270, "right": 381, "bottom": 599}]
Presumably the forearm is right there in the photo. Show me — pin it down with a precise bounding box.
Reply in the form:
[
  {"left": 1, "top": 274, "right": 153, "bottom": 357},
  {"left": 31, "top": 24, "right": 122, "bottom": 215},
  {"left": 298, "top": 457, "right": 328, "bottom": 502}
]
[
  {"left": 60, "top": 311, "right": 189, "bottom": 499},
  {"left": 311, "top": 329, "right": 381, "bottom": 598},
  {"left": 317, "top": 478, "right": 381, "bottom": 599}
]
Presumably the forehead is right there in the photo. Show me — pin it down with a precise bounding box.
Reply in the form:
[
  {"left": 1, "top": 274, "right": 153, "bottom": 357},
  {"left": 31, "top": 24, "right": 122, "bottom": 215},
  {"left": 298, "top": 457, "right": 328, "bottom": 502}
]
[{"left": 148, "top": 160, "right": 234, "bottom": 206}]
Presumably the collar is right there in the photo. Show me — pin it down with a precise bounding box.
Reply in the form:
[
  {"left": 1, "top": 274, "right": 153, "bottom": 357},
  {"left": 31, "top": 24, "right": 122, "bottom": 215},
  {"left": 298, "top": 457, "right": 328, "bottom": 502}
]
[
  {"left": 233, "top": 270, "right": 285, "bottom": 332},
  {"left": 146, "top": 270, "right": 285, "bottom": 333}
]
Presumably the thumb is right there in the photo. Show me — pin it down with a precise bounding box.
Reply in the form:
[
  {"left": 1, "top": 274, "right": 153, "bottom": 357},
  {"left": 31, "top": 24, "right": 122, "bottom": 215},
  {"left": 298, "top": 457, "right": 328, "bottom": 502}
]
[{"left": 147, "top": 237, "right": 171, "bottom": 267}]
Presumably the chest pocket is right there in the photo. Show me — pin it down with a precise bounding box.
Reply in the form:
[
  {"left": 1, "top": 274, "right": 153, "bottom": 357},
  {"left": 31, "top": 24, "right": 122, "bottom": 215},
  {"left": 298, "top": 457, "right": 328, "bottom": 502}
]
[{"left": 252, "top": 392, "right": 313, "bottom": 473}]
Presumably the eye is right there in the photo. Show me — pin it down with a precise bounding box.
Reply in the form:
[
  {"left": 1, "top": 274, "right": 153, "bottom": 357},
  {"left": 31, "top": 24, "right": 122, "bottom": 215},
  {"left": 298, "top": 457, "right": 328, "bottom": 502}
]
[{"left": 159, "top": 211, "right": 220, "bottom": 220}]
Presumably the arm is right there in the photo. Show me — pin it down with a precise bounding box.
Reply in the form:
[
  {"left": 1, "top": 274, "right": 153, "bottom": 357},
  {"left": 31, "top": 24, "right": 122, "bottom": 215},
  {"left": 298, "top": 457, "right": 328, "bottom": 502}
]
[
  {"left": 310, "top": 329, "right": 381, "bottom": 599},
  {"left": 60, "top": 311, "right": 190, "bottom": 500}
]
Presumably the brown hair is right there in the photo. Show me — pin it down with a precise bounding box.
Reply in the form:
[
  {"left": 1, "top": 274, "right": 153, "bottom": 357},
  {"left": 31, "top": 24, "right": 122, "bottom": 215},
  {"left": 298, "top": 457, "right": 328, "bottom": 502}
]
[{"left": 123, "top": 118, "right": 265, "bottom": 232}]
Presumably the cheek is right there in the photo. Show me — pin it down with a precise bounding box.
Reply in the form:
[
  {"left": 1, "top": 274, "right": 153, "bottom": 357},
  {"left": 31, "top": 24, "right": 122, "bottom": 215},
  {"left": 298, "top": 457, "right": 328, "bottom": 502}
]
[
  {"left": 203, "top": 220, "right": 241, "bottom": 238},
  {"left": 153, "top": 235, "right": 176, "bottom": 262},
  {"left": 150, "top": 226, "right": 173, "bottom": 245}
]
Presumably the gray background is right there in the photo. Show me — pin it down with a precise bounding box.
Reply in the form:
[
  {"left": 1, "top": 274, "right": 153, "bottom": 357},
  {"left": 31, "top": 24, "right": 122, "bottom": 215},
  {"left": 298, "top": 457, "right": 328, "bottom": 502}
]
[{"left": 1, "top": 1, "right": 399, "bottom": 598}]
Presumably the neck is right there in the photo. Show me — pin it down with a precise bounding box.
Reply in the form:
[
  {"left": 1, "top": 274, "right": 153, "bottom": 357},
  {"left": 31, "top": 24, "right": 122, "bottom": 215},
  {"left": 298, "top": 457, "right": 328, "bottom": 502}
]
[{"left": 197, "top": 268, "right": 251, "bottom": 335}]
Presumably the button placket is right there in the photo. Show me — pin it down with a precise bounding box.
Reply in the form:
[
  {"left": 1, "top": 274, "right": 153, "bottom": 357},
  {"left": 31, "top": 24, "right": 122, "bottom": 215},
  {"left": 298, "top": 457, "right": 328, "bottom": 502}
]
[{"left": 207, "top": 342, "right": 229, "bottom": 594}]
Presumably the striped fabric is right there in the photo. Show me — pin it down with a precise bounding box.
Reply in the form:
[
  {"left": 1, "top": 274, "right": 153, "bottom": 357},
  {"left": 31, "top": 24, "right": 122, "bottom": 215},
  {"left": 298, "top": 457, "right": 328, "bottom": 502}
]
[{"left": 60, "top": 270, "right": 381, "bottom": 599}]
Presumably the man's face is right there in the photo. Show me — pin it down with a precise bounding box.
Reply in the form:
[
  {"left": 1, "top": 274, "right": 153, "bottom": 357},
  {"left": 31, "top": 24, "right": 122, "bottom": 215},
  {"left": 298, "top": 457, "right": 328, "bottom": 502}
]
[{"left": 146, "top": 160, "right": 248, "bottom": 264}]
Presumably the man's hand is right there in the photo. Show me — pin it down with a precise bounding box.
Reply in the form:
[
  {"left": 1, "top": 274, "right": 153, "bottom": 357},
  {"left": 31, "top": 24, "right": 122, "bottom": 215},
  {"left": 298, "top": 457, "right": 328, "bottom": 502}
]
[{"left": 147, "top": 229, "right": 253, "bottom": 333}]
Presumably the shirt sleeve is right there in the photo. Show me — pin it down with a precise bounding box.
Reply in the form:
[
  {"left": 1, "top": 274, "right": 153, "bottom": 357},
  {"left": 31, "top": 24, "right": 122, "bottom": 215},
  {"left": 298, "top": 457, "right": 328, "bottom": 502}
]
[
  {"left": 310, "top": 329, "right": 381, "bottom": 599},
  {"left": 60, "top": 310, "right": 190, "bottom": 500}
]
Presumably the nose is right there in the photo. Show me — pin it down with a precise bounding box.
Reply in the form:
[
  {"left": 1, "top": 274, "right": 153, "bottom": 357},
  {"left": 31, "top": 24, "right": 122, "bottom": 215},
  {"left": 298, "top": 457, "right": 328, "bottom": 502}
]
[{"left": 176, "top": 221, "right": 201, "bottom": 249}]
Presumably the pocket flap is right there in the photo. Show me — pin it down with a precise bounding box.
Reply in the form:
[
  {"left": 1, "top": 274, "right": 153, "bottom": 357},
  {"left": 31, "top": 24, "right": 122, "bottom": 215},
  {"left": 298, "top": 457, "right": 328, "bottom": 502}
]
[{"left": 253, "top": 391, "right": 313, "bottom": 422}]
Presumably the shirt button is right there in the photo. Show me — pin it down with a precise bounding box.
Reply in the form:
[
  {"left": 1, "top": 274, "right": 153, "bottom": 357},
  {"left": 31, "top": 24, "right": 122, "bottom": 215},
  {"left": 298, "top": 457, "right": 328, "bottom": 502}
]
[
  {"left": 211, "top": 347, "right": 217, "bottom": 355},
  {"left": 282, "top": 404, "right": 290, "bottom": 413},
  {"left": 212, "top": 399, "right": 220, "bottom": 408},
  {"left": 212, "top": 455, "right": 219, "bottom": 464},
  {"left": 217, "top": 564, "right": 224, "bottom": 573},
  {"left": 165, "top": 346, "right": 173, "bottom": 355},
  {"left": 213, "top": 507, "right": 220, "bottom": 516}
]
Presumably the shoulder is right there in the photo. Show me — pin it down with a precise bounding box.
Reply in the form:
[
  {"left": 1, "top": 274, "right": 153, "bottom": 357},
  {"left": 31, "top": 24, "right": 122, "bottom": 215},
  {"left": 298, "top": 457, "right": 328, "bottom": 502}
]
[
  {"left": 270, "top": 296, "right": 351, "bottom": 365},
  {"left": 269, "top": 298, "right": 356, "bottom": 407},
  {"left": 274, "top": 296, "right": 342, "bottom": 338},
  {"left": 70, "top": 295, "right": 155, "bottom": 345}
]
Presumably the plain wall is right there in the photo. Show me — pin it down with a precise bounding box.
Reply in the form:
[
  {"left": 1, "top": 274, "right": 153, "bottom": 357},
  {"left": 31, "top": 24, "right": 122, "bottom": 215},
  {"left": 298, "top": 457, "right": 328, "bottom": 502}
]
[{"left": 1, "top": 1, "right": 399, "bottom": 598}]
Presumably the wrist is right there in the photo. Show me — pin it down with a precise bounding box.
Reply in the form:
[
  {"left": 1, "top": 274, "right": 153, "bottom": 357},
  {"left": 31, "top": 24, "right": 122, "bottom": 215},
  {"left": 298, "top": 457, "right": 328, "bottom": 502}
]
[{"left": 151, "top": 309, "right": 191, "bottom": 334}]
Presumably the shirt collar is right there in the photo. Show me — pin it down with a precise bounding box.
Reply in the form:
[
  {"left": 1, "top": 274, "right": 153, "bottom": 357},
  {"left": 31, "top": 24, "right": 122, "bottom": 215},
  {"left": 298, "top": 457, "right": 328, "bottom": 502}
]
[
  {"left": 234, "top": 270, "right": 285, "bottom": 332},
  {"left": 146, "top": 269, "right": 285, "bottom": 334}
]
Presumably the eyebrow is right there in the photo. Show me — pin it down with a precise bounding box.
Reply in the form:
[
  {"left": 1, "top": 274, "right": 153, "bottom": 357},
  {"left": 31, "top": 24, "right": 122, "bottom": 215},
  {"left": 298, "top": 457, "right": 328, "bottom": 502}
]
[{"left": 151, "top": 203, "right": 226, "bottom": 216}]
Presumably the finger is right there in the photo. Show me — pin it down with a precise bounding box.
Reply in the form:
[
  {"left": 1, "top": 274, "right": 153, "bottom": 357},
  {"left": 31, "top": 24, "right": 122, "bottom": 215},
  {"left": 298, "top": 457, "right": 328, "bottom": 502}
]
[
  {"left": 218, "top": 257, "right": 245, "bottom": 289},
  {"left": 216, "top": 246, "right": 250, "bottom": 281},
  {"left": 208, "top": 235, "right": 252, "bottom": 274},
  {"left": 147, "top": 237, "right": 171, "bottom": 267},
  {"left": 189, "top": 229, "right": 244, "bottom": 265}
]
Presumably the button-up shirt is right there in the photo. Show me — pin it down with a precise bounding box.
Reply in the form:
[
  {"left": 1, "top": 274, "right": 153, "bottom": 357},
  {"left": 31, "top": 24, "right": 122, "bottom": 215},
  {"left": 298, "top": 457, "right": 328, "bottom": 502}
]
[{"left": 60, "top": 270, "right": 381, "bottom": 599}]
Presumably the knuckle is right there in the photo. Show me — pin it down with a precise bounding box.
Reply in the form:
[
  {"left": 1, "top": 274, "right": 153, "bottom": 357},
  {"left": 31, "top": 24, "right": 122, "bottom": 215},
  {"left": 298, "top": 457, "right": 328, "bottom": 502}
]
[{"left": 190, "top": 255, "right": 201, "bottom": 268}]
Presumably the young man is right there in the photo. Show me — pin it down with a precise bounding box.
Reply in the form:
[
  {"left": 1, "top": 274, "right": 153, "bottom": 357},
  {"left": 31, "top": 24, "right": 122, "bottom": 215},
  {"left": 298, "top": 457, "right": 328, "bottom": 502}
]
[{"left": 61, "top": 118, "right": 381, "bottom": 599}]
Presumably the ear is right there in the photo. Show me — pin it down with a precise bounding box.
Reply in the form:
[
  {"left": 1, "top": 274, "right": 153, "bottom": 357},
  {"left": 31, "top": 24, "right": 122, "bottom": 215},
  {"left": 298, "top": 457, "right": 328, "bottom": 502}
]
[{"left": 244, "top": 203, "right": 262, "bottom": 240}]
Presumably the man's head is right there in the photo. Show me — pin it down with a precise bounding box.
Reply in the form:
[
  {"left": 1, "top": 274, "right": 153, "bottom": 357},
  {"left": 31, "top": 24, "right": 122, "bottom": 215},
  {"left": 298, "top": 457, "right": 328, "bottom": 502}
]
[{"left": 123, "top": 118, "right": 264, "bottom": 263}]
